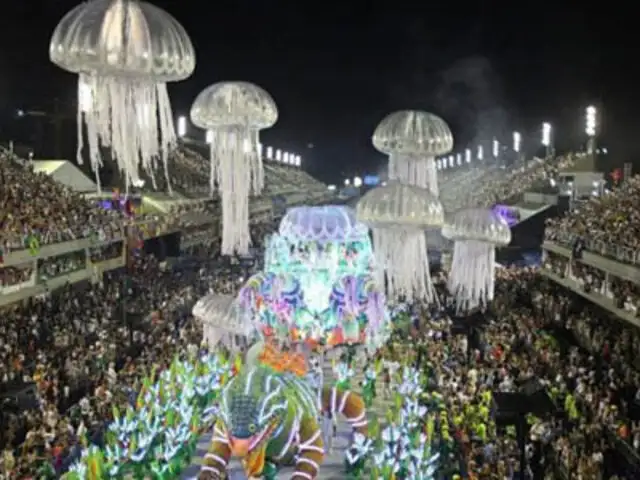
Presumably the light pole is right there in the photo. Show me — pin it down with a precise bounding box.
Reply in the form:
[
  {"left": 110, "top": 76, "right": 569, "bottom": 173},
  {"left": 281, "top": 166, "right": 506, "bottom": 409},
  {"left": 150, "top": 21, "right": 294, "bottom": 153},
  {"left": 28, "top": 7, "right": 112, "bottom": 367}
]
[
  {"left": 513, "top": 131, "right": 522, "bottom": 167},
  {"left": 542, "top": 122, "right": 553, "bottom": 159},
  {"left": 177, "top": 116, "right": 187, "bottom": 137},
  {"left": 585, "top": 106, "right": 597, "bottom": 155}
]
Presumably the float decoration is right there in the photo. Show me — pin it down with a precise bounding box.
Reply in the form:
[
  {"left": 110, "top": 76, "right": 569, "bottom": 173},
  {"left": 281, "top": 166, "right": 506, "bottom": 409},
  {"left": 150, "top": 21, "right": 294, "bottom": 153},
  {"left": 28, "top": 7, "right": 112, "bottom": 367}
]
[
  {"left": 443, "top": 208, "right": 511, "bottom": 312},
  {"left": 357, "top": 182, "right": 444, "bottom": 304},
  {"left": 199, "top": 343, "right": 369, "bottom": 479},
  {"left": 372, "top": 110, "right": 453, "bottom": 196},
  {"left": 50, "top": 0, "right": 195, "bottom": 193},
  {"left": 66, "top": 353, "right": 230, "bottom": 480},
  {"left": 345, "top": 366, "right": 440, "bottom": 479},
  {"left": 238, "top": 205, "right": 390, "bottom": 348},
  {"left": 193, "top": 293, "right": 255, "bottom": 350},
  {"left": 190, "top": 81, "right": 278, "bottom": 255}
]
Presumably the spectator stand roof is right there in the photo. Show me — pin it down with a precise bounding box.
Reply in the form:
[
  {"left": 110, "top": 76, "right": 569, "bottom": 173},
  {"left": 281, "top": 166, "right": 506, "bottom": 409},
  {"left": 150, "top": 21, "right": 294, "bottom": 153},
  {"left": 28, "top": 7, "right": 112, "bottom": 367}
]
[{"left": 32, "top": 160, "right": 97, "bottom": 192}]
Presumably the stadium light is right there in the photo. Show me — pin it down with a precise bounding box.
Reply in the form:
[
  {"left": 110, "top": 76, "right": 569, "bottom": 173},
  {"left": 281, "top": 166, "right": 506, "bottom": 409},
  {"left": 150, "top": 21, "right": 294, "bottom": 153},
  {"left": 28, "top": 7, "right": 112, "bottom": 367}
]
[
  {"left": 353, "top": 176, "right": 363, "bottom": 187},
  {"left": 492, "top": 139, "right": 499, "bottom": 158},
  {"left": 465, "top": 148, "right": 471, "bottom": 163},
  {"left": 205, "top": 130, "right": 213, "bottom": 144},
  {"left": 296, "top": 155, "right": 301, "bottom": 166},
  {"left": 276, "top": 149, "right": 282, "bottom": 161},
  {"left": 283, "top": 152, "right": 289, "bottom": 164},
  {"left": 542, "top": 122, "right": 551, "bottom": 146},
  {"left": 513, "top": 131, "right": 521, "bottom": 153},
  {"left": 477, "top": 145, "right": 483, "bottom": 160},
  {"left": 456, "top": 153, "right": 462, "bottom": 165},
  {"left": 344, "top": 178, "right": 351, "bottom": 186},
  {"left": 448, "top": 155, "right": 454, "bottom": 167},
  {"left": 542, "top": 122, "right": 553, "bottom": 159},
  {"left": 266, "top": 146, "right": 273, "bottom": 159},
  {"left": 585, "top": 106, "right": 597, "bottom": 137},
  {"left": 327, "top": 184, "right": 336, "bottom": 191},
  {"left": 177, "top": 116, "right": 186, "bottom": 137}
]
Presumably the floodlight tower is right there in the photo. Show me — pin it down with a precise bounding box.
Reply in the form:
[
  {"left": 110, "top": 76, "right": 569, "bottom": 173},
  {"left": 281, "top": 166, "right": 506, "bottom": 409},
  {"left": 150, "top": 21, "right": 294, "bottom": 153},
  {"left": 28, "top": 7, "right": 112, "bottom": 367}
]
[
  {"left": 541, "top": 122, "right": 553, "bottom": 159},
  {"left": 585, "top": 105, "right": 598, "bottom": 155},
  {"left": 513, "top": 131, "right": 522, "bottom": 167},
  {"left": 177, "top": 116, "right": 187, "bottom": 137}
]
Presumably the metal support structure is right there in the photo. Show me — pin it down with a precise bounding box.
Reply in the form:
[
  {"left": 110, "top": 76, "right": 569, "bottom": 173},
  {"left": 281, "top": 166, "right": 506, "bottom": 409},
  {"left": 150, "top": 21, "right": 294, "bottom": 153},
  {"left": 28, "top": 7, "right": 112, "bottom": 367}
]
[
  {"left": 544, "top": 145, "right": 555, "bottom": 160},
  {"left": 623, "top": 162, "right": 632, "bottom": 184}
]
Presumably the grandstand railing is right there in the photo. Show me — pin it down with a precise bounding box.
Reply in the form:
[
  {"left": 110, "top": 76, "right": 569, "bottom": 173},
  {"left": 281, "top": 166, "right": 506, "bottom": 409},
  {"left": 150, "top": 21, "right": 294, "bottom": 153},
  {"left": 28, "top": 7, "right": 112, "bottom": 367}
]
[{"left": 545, "top": 228, "right": 640, "bottom": 266}]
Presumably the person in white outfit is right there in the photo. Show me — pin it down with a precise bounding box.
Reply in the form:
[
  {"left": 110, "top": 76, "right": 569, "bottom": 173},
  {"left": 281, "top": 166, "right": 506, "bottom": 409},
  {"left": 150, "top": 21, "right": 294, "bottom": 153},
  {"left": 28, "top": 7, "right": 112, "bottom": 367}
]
[{"left": 321, "top": 411, "right": 334, "bottom": 454}]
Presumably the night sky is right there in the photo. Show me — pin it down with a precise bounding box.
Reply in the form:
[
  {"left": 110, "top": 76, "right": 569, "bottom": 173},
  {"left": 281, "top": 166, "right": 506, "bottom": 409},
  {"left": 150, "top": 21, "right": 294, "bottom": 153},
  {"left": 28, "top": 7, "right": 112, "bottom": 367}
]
[{"left": 0, "top": 1, "right": 638, "bottom": 183}]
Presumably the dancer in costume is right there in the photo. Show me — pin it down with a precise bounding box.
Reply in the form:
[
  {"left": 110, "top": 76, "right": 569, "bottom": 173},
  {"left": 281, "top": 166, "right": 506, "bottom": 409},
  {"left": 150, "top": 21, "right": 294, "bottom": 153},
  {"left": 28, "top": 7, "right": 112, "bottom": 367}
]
[
  {"left": 333, "top": 360, "right": 354, "bottom": 391},
  {"left": 198, "top": 344, "right": 368, "bottom": 480},
  {"left": 361, "top": 365, "right": 377, "bottom": 408}
]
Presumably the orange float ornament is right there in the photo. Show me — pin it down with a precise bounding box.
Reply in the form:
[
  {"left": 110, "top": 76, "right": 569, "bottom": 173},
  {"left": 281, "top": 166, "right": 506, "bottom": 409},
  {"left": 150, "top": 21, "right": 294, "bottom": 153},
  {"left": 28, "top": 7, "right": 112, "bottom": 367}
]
[
  {"left": 329, "top": 326, "right": 345, "bottom": 346},
  {"left": 258, "top": 343, "right": 307, "bottom": 376}
]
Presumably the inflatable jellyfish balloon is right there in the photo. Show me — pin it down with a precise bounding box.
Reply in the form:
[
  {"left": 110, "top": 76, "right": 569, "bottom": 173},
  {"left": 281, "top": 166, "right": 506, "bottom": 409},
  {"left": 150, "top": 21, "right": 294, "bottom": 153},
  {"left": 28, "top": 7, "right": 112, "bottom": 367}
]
[
  {"left": 190, "top": 82, "right": 278, "bottom": 255},
  {"left": 357, "top": 181, "right": 444, "bottom": 303},
  {"left": 443, "top": 208, "right": 511, "bottom": 312},
  {"left": 373, "top": 110, "right": 453, "bottom": 195},
  {"left": 49, "top": 0, "right": 195, "bottom": 192}
]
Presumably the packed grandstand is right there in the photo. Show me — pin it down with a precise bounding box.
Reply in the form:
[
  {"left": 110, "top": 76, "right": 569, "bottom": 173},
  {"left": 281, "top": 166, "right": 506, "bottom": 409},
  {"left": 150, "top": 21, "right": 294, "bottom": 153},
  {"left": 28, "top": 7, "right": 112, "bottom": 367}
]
[{"left": 1, "top": 133, "right": 640, "bottom": 480}]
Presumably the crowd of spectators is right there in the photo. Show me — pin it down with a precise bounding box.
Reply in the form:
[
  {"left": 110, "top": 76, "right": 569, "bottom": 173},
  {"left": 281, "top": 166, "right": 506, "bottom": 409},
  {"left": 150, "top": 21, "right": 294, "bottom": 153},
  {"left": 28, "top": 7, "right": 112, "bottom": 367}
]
[
  {"left": 139, "top": 143, "right": 329, "bottom": 201},
  {"left": 6, "top": 136, "right": 640, "bottom": 479},
  {"left": 545, "top": 175, "right": 640, "bottom": 265},
  {"left": 1, "top": 145, "right": 330, "bottom": 260},
  {"left": 440, "top": 153, "right": 577, "bottom": 212},
  {"left": 543, "top": 251, "right": 640, "bottom": 317},
  {"left": 0, "top": 264, "right": 34, "bottom": 291},
  {"left": 3, "top": 218, "right": 640, "bottom": 480},
  {"left": 383, "top": 268, "right": 640, "bottom": 479},
  {"left": 0, "top": 152, "right": 123, "bottom": 252},
  {"left": 0, "top": 217, "right": 275, "bottom": 477}
]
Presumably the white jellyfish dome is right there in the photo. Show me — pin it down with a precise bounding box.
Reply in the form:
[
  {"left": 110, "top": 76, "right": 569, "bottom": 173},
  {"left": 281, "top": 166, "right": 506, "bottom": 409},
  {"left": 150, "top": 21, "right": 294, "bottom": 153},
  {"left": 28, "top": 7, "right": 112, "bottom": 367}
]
[
  {"left": 278, "top": 205, "right": 369, "bottom": 244},
  {"left": 357, "top": 181, "right": 444, "bottom": 303},
  {"left": 443, "top": 208, "right": 511, "bottom": 312},
  {"left": 372, "top": 110, "right": 453, "bottom": 195},
  {"left": 190, "top": 81, "right": 278, "bottom": 255},
  {"left": 50, "top": 0, "right": 195, "bottom": 192}
]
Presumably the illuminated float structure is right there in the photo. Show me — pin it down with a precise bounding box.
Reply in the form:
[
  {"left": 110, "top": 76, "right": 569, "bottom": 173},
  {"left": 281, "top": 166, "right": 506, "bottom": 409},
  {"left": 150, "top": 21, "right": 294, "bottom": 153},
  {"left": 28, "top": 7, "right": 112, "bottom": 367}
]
[{"left": 237, "top": 205, "right": 389, "bottom": 347}]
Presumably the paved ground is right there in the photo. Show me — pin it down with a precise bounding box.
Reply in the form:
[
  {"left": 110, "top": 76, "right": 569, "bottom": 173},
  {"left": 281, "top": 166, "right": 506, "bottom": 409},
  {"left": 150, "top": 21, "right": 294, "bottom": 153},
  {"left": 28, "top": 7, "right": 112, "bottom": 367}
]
[{"left": 182, "top": 357, "right": 391, "bottom": 479}]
